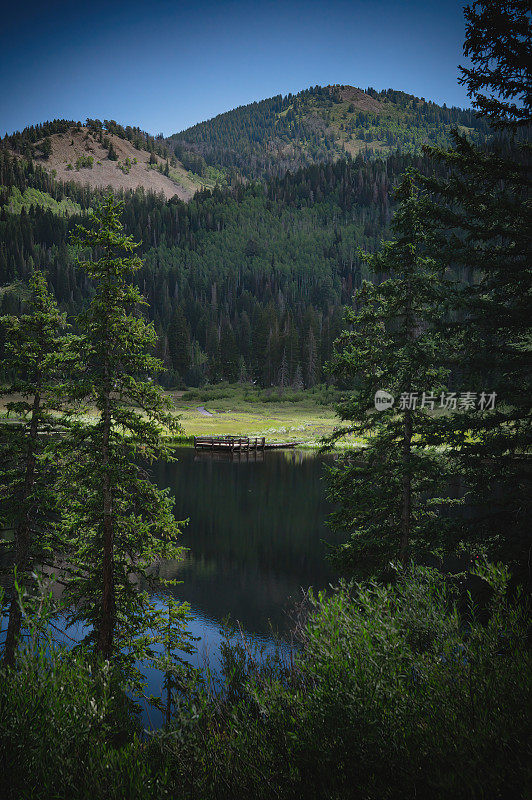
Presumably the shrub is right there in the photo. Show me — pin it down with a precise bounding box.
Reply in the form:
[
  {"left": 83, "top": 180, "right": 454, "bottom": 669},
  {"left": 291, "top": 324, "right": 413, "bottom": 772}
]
[
  {"left": 1, "top": 570, "right": 529, "bottom": 799},
  {"left": 0, "top": 648, "right": 150, "bottom": 800},
  {"left": 75, "top": 155, "right": 94, "bottom": 170},
  {"left": 159, "top": 568, "right": 531, "bottom": 799}
]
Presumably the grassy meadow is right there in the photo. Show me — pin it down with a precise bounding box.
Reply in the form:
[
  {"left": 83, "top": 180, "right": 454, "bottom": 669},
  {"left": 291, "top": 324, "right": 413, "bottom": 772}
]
[
  {"left": 167, "top": 384, "right": 346, "bottom": 445},
  {"left": 0, "top": 383, "right": 358, "bottom": 447}
]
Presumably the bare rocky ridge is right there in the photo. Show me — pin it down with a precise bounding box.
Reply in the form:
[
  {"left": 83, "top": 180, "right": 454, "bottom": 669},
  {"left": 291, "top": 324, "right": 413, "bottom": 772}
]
[
  {"left": 33, "top": 127, "right": 197, "bottom": 200},
  {"left": 331, "top": 85, "right": 383, "bottom": 113}
]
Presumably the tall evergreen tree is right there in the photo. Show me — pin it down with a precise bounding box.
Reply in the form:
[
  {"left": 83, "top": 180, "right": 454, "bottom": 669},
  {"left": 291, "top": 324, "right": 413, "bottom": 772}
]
[
  {"left": 220, "top": 318, "right": 239, "bottom": 382},
  {"left": 60, "top": 196, "right": 185, "bottom": 664},
  {"left": 278, "top": 348, "right": 289, "bottom": 389},
  {"left": 459, "top": 0, "right": 530, "bottom": 130},
  {"left": 0, "top": 271, "right": 71, "bottom": 665},
  {"left": 292, "top": 362, "right": 304, "bottom": 391},
  {"left": 167, "top": 307, "right": 191, "bottom": 378},
  {"left": 327, "top": 176, "right": 450, "bottom": 573},
  {"left": 305, "top": 327, "right": 319, "bottom": 388},
  {"left": 420, "top": 0, "right": 531, "bottom": 578}
]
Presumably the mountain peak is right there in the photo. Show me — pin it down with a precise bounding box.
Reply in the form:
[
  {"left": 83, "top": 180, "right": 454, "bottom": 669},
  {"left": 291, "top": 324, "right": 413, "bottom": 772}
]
[
  {"left": 326, "top": 85, "right": 383, "bottom": 113},
  {"left": 168, "top": 83, "right": 484, "bottom": 180}
]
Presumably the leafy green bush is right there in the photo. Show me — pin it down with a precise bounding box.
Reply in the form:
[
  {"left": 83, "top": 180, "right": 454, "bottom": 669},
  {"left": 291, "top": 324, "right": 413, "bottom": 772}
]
[
  {"left": 1, "top": 570, "right": 529, "bottom": 799},
  {"left": 181, "top": 383, "right": 232, "bottom": 402},
  {"left": 0, "top": 648, "right": 150, "bottom": 800},
  {"left": 75, "top": 155, "right": 94, "bottom": 170},
  {"left": 117, "top": 157, "right": 132, "bottom": 174},
  {"left": 159, "top": 568, "right": 531, "bottom": 799},
  {"left": 257, "top": 571, "right": 531, "bottom": 799}
]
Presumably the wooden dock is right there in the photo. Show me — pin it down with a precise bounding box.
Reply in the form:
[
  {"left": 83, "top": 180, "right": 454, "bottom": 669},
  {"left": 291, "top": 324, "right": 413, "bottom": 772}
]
[{"left": 193, "top": 435, "right": 297, "bottom": 452}]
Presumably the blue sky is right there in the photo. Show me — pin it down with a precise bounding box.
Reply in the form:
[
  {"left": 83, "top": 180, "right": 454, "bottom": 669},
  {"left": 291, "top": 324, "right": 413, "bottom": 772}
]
[{"left": 0, "top": 0, "right": 471, "bottom": 137}]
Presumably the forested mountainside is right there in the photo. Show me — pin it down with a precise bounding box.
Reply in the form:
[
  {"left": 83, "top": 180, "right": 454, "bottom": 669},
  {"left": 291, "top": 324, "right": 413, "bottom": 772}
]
[
  {"left": 0, "top": 81, "right": 499, "bottom": 389},
  {"left": 168, "top": 84, "right": 490, "bottom": 178},
  {"left": 2, "top": 84, "right": 489, "bottom": 198},
  {"left": 0, "top": 144, "right": 448, "bottom": 387}
]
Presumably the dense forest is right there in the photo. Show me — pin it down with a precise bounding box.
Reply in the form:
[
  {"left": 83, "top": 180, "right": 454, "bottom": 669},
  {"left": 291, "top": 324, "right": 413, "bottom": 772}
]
[
  {"left": 1, "top": 144, "right": 469, "bottom": 388},
  {"left": 0, "top": 84, "right": 497, "bottom": 394}
]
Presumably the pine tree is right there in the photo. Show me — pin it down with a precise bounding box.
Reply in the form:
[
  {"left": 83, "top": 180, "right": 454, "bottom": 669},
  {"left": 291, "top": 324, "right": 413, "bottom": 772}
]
[
  {"left": 459, "top": 0, "right": 530, "bottom": 130},
  {"left": 60, "top": 196, "right": 185, "bottom": 665},
  {"left": 0, "top": 271, "right": 71, "bottom": 665},
  {"left": 40, "top": 137, "right": 52, "bottom": 160},
  {"left": 278, "top": 348, "right": 289, "bottom": 390},
  {"left": 292, "top": 362, "right": 304, "bottom": 391},
  {"left": 220, "top": 318, "right": 239, "bottom": 382},
  {"left": 305, "top": 327, "right": 318, "bottom": 388},
  {"left": 206, "top": 322, "right": 222, "bottom": 382},
  {"left": 420, "top": 0, "right": 531, "bottom": 578},
  {"left": 167, "top": 307, "right": 191, "bottom": 379},
  {"left": 327, "top": 176, "right": 450, "bottom": 573}
]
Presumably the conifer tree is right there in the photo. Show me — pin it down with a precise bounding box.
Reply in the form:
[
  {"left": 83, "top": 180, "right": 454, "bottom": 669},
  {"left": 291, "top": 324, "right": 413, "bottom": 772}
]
[
  {"left": 459, "top": 0, "right": 530, "bottom": 130},
  {"left": 327, "top": 176, "right": 450, "bottom": 573},
  {"left": 305, "top": 328, "right": 318, "bottom": 388},
  {"left": 220, "top": 318, "right": 239, "bottom": 382},
  {"left": 292, "top": 363, "right": 304, "bottom": 391},
  {"left": 40, "top": 137, "right": 52, "bottom": 159},
  {"left": 278, "top": 348, "right": 289, "bottom": 390},
  {"left": 167, "top": 307, "right": 191, "bottom": 378},
  {"left": 420, "top": 0, "right": 531, "bottom": 577},
  {"left": 0, "top": 271, "right": 71, "bottom": 665},
  {"left": 61, "top": 196, "right": 186, "bottom": 664}
]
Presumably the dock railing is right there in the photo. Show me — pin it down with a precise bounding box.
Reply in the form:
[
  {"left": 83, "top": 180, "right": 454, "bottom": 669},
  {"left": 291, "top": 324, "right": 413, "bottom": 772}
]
[{"left": 194, "top": 435, "right": 266, "bottom": 451}]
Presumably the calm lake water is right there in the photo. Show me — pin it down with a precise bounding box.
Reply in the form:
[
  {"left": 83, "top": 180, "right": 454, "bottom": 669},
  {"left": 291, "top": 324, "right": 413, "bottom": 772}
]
[
  {"left": 151, "top": 446, "right": 337, "bottom": 640},
  {"left": 142, "top": 446, "right": 338, "bottom": 725},
  {"left": 1, "top": 446, "right": 338, "bottom": 728}
]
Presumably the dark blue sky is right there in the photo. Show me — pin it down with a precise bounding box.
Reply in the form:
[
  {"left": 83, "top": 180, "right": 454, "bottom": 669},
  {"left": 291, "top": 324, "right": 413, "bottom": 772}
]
[{"left": 1, "top": 0, "right": 471, "bottom": 137}]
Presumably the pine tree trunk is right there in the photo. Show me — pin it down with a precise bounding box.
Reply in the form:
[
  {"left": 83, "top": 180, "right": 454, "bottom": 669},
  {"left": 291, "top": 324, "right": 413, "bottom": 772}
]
[
  {"left": 96, "top": 242, "right": 116, "bottom": 661},
  {"left": 97, "top": 357, "right": 115, "bottom": 659},
  {"left": 400, "top": 270, "right": 414, "bottom": 568},
  {"left": 4, "top": 391, "right": 41, "bottom": 666},
  {"left": 400, "top": 406, "right": 412, "bottom": 567}
]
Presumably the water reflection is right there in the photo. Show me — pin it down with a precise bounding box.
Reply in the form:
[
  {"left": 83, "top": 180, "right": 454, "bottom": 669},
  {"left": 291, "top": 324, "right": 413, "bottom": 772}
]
[
  {"left": 1, "top": 447, "right": 337, "bottom": 728},
  {"left": 151, "top": 447, "right": 336, "bottom": 638}
]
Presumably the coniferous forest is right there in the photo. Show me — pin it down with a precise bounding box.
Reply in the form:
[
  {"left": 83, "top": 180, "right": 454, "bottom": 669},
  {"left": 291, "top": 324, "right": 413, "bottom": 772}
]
[{"left": 0, "top": 1, "right": 530, "bottom": 798}]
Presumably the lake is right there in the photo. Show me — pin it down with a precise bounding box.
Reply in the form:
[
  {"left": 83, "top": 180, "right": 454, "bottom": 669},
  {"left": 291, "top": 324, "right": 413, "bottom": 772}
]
[
  {"left": 134, "top": 446, "right": 336, "bottom": 725},
  {"left": 0, "top": 446, "right": 338, "bottom": 727},
  {"left": 152, "top": 446, "right": 336, "bottom": 636}
]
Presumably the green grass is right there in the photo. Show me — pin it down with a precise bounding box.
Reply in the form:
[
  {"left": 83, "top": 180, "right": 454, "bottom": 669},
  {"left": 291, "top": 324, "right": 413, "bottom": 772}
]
[
  {"left": 1, "top": 384, "right": 488, "bottom": 449},
  {"left": 169, "top": 384, "right": 343, "bottom": 445},
  {"left": 0, "top": 385, "right": 348, "bottom": 447}
]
